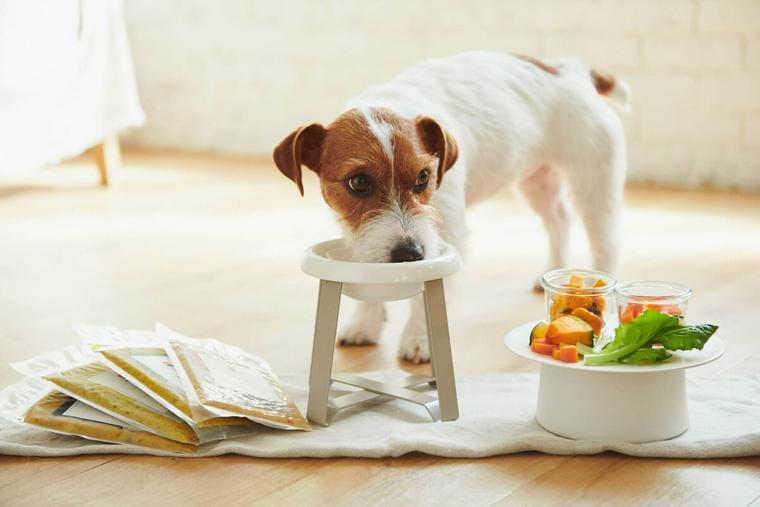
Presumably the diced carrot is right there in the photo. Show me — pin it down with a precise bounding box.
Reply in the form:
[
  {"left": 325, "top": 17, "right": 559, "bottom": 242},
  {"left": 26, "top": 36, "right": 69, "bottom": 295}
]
[
  {"left": 531, "top": 340, "right": 556, "bottom": 355},
  {"left": 558, "top": 345, "right": 579, "bottom": 363},
  {"left": 552, "top": 347, "right": 561, "bottom": 360},
  {"left": 571, "top": 307, "right": 603, "bottom": 336}
]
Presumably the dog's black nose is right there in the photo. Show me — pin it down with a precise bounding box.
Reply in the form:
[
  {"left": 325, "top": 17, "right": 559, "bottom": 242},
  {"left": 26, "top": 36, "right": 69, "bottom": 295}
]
[{"left": 390, "top": 241, "right": 424, "bottom": 262}]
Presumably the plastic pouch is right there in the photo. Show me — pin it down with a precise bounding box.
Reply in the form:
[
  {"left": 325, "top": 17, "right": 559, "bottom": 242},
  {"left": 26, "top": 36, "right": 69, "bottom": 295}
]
[
  {"left": 10, "top": 345, "right": 199, "bottom": 445},
  {"left": 0, "top": 377, "right": 195, "bottom": 454},
  {"left": 157, "top": 323, "right": 310, "bottom": 431},
  {"left": 74, "top": 324, "right": 259, "bottom": 443}
]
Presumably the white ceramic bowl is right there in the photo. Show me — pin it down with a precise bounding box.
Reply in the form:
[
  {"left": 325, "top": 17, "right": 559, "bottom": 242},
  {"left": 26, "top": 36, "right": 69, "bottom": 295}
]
[
  {"left": 301, "top": 239, "right": 461, "bottom": 301},
  {"left": 505, "top": 321, "right": 725, "bottom": 443}
]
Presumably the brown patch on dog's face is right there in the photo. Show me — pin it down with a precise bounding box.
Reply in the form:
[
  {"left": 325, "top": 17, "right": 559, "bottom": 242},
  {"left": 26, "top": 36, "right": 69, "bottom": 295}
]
[{"left": 317, "top": 108, "right": 442, "bottom": 233}]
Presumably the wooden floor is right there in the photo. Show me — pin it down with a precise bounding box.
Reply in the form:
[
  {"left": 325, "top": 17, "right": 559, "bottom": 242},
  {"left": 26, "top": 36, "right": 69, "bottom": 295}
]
[{"left": 1, "top": 150, "right": 759, "bottom": 506}]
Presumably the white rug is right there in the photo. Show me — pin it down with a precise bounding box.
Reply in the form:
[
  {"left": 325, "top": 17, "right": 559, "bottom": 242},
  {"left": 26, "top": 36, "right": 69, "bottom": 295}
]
[{"left": 1, "top": 373, "right": 759, "bottom": 459}]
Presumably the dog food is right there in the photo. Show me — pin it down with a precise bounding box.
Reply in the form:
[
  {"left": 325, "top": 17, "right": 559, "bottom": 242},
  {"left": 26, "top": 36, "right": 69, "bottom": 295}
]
[
  {"left": 0, "top": 377, "right": 195, "bottom": 454},
  {"left": 158, "top": 324, "right": 310, "bottom": 431},
  {"left": 97, "top": 346, "right": 256, "bottom": 441},
  {"left": 11, "top": 345, "right": 199, "bottom": 444},
  {"left": 76, "top": 324, "right": 259, "bottom": 442}
]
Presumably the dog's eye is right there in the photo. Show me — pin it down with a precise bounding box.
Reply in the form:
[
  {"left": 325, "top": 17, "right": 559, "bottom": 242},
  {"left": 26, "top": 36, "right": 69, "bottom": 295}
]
[
  {"left": 347, "top": 173, "right": 372, "bottom": 195},
  {"left": 414, "top": 169, "right": 430, "bottom": 192}
]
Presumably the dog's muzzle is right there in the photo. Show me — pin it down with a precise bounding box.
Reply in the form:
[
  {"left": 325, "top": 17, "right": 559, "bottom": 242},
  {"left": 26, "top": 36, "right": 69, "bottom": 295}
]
[{"left": 390, "top": 238, "right": 424, "bottom": 262}]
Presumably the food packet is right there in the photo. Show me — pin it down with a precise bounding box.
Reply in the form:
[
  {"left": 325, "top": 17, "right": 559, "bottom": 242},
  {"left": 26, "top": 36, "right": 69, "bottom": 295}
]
[
  {"left": 0, "top": 376, "right": 195, "bottom": 454},
  {"left": 10, "top": 345, "right": 199, "bottom": 445},
  {"left": 157, "top": 323, "right": 310, "bottom": 431},
  {"left": 74, "top": 324, "right": 259, "bottom": 443}
]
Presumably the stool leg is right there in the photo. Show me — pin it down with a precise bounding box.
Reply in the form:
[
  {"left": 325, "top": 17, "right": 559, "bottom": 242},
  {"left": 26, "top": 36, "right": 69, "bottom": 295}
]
[
  {"left": 423, "top": 278, "right": 459, "bottom": 421},
  {"left": 307, "top": 279, "right": 343, "bottom": 426}
]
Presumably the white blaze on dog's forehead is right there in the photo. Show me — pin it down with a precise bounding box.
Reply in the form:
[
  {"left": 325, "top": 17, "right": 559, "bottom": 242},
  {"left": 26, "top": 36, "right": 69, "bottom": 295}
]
[{"left": 359, "top": 108, "right": 394, "bottom": 165}]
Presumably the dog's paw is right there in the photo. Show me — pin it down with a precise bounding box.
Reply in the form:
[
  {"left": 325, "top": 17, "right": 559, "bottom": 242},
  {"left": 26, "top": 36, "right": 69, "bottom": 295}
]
[
  {"left": 398, "top": 333, "right": 430, "bottom": 364},
  {"left": 338, "top": 325, "right": 379, "bottom": 346},
  {"left": 338, "top": 303, "right": 385, "bottom": 346}
]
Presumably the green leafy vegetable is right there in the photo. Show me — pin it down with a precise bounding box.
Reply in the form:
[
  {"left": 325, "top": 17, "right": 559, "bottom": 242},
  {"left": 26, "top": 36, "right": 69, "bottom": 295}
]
[
  {"left": 656, "top": 324, "right": 718, "bottom": 351},
  {"left": 618, "top": 347, "right": 672, "bottom": 364},
  {"left": 584, "top": 310, "right": 680, "bottom": 366}
]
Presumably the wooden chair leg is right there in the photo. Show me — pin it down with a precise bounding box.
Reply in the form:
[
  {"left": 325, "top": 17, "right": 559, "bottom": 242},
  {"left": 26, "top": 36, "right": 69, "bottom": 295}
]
[{"left": 93, "top": 135, "right": 121, "bottom": 186}]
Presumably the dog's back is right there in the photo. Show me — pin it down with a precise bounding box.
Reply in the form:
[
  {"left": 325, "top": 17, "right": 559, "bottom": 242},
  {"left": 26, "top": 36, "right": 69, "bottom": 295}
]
[{"left": 346, "top": 51, "right": 629, "bottom": 204}]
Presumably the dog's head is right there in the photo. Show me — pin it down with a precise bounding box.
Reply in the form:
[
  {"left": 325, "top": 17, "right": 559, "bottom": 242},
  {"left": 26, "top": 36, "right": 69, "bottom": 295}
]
[{"left": 273, "top": 108, "right": 458, "bottom": 262}]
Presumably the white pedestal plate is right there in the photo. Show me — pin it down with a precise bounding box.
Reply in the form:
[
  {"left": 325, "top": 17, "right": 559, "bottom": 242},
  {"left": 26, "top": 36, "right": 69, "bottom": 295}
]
[{"left": 505, "top": 321, "right": 725, "bottom": 443}]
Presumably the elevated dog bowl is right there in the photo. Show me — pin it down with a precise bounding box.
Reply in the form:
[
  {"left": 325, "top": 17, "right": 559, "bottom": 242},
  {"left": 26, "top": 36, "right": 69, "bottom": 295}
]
[
  {"left": 301, "top": 239, "right": 460, "bottom": 302},
  {"left": 301, "top": 239, "right": 461, "bottom": 426},
  {"left": 505, "top": 321, "right": 725, "bottom": 443}
]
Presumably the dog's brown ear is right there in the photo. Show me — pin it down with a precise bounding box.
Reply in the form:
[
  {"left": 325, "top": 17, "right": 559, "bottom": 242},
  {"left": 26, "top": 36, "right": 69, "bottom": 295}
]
[
  {"left": 272, "top": 123, "right": 327, "bottom": 196},
  {"left": 415, "top": 116, "right": 459, "bottom": 188}
]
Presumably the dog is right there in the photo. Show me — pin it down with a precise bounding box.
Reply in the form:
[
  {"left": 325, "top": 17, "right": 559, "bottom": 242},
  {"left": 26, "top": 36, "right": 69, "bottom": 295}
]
[{"left": 273, "top": 51, "right": 629, "bottom": 363}]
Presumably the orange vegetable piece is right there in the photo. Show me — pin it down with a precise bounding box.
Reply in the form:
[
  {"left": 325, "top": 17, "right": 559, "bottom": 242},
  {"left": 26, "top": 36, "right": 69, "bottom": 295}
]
[
  {"left": 645, "top": 303, "right": 683, "bottom": 316},
  {"left": 546, "top": 315, "right": 594, "bottom": 346},
  {"left": 620, "top": 303, "right": 644, "bottom": 324},
  {"left": 558, "top": 345, "right": 579, "bottom": 363},
  {"left": 567, "top": 274, "right": 584, "bottom": 288},
  {"left": 568, "top": 295, "right": 594, "bottom": 310},
  {"left": 549, "top": 302, "right": 561, "bottom": 321},
  {"left": 552, "top": 347, "right": 561, "bottom": 360},
  {"left": 571, "top": 307, "right": 603, "bottom": 336},
  {"left": 592, "top": 278, "right": 607, "bottom": 288},
  {"left": 593, "top": 296, "right": 606, "bottom": 313},
  {"left": 531, "top": 340, "right": 556, "bottom": 355},
  {"left": 530, "top": 322, "right": 549, "bottom": 344}
]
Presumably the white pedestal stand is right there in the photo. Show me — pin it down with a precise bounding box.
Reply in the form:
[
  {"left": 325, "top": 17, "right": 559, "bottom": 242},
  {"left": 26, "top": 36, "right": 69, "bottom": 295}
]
[{"left": 301, "top": 239, "right": 461, "bottom": 427}]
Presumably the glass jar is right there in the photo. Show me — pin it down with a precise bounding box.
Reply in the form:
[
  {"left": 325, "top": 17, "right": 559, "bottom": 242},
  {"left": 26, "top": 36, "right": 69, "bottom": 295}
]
[
  {"left": 614, "top": 280, "right": 692, "bottom": 324},
  {"left": 540, "top": 268, "right": 616, "bottom": 336}
]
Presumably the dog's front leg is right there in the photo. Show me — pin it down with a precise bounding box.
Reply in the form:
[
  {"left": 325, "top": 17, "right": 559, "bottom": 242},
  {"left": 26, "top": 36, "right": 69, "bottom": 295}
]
[
  {"left": 399, "top": 295, "right": 430, "bottom": 363},
  {"left": 338, "top": 301, "right": 386, "bottom": 346}
]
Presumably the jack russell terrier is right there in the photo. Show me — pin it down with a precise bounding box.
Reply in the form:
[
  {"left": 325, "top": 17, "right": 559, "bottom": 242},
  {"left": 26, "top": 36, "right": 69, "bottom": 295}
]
[{"left": 273, "top": 51, "right": 630, "bottom": 363}]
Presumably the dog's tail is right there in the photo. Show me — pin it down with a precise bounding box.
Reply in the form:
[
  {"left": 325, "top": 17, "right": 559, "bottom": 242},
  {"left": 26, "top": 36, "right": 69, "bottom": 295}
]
[{"left": 589, "top": 68, "right": 632, "bottom": 112}]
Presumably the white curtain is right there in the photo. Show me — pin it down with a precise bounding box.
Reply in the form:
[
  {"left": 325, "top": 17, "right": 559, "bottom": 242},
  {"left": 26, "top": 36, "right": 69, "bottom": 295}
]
[{"left": 0, "top": 0, "right": 144, "bottom": 177}]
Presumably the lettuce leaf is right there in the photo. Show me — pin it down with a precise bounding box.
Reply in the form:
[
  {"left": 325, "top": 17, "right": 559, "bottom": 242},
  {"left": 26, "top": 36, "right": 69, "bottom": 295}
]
[
  {"left": 618, "top": 347, "right": 672, "bottom": 364},
  {"left": 584, "top": 310, "right": 680, "bottom": 366},
  {"left": 655, "top": 324, "right": 718, "bottom": 351}
]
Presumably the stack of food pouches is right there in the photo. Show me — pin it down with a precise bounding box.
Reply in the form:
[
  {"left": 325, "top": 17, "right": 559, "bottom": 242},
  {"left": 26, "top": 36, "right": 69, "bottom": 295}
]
[{"left": 0, "top": 324, "right": 310, "bottom": 454}]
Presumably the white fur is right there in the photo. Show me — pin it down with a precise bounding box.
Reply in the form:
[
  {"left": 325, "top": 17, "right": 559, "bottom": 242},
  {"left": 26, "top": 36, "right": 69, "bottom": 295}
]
[
  {"left": 349, "top": 198, "right": 441, "bottom": 263},
  {"left": 338, "top": 51, "right": 628, "bottom": 362},
  {"left": 338, "top": 301, "right": 386, "bottom": 345},
  {"left": 359, "top": 107, "right": 395, "bottom": 165}
]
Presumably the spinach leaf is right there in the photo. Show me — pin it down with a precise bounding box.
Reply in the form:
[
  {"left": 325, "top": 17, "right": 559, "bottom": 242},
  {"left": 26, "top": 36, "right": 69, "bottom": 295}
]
[
  {"left": 618, "top": 347, "right": 672, "bottom": 364},
  {"left": 584, "top": 310, "right": 680, "bottom": 366},
  {"left": 655, "top": 324, "right": 718, "bottom": 351}
]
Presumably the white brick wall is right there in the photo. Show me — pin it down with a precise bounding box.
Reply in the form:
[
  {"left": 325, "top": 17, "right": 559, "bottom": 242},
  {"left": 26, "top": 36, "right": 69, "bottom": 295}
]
[{"left": 122, "top": 0, "right": 760, "bottom": 191}]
